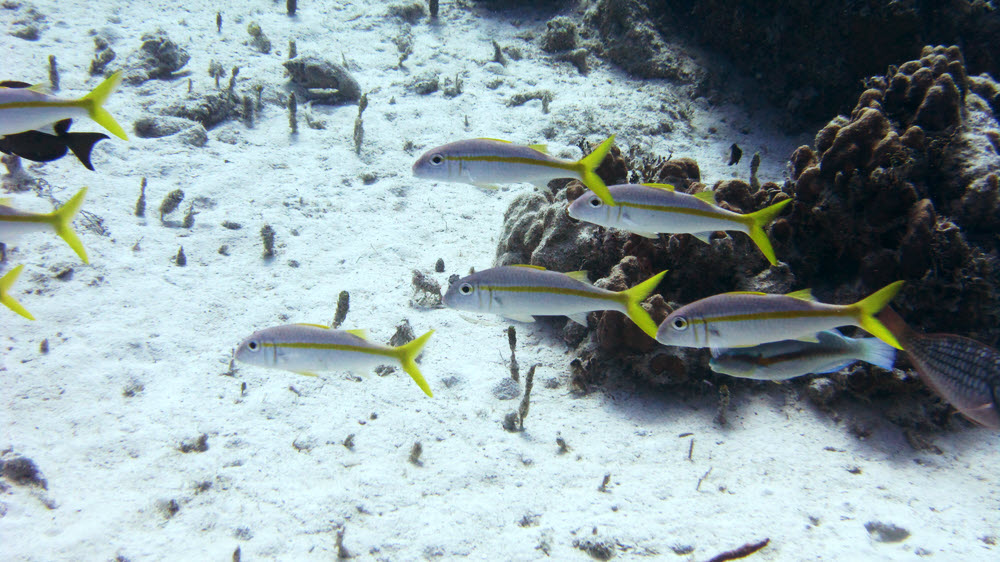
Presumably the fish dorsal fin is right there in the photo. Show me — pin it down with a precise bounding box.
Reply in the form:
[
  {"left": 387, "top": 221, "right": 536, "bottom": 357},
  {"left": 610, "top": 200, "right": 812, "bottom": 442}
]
[
  {"left": 785, "top": 289, "right": 815, "bottom": 301},
  {"left": 511, "top": 264, "right": 547, "bottom": 270},
  {"left": 296, "top": 322, "right": 332, "bottom": 329},
  {"left": 528, "top": 144, "right": 548, "bottom": 154},
  {"left": 346, "top": 329, "right": 369, "bottom": 339},
  {"left": 726, "top": 291, "right": 769, "bottom": 296},
  {"left": 642, "top": 183, "right": 676, "bottom": 191},
  {"left": 565, "top": 270, "right": 589, "bottom": 282},
  {"left": 693, "top": 191, "right": 717, "bottom": 204},
  {"left": 477, "top": 138, "right": 512, "bottom": 143}
]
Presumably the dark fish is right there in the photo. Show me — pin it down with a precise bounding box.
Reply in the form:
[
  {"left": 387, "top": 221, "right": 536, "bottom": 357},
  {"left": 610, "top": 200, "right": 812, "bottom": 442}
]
[
  {"left": 878, "top": 307, "right": 1000, "bottom": 429},
  {"left": 727, "top": 143, "right": 742, "bottom": 166},
  {"left": 0, "top": 118, "right": 108, "bottom": 171}
]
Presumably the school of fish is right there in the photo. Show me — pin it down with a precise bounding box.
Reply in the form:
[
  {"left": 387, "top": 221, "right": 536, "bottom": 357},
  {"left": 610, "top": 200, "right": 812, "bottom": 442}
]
[{"left": 2, "top": 66, "right": 997, "bottom": 430}]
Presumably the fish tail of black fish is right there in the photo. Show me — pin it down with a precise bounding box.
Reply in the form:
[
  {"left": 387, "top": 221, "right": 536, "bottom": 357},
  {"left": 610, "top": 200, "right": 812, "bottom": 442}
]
[{"left": 64, "top": 132, "right": 109, "bottom": 171}]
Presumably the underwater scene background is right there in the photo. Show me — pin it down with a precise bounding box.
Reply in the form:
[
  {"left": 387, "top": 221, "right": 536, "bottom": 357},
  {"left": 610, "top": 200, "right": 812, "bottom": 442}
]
[{"left": 2, "top": 0, "right": 999, "bottom": 560}]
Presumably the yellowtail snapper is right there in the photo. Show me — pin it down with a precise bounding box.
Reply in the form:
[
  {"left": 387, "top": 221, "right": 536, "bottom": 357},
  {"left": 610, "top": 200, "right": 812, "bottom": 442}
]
[
  {"left": 656, "top": 281, "right": 905, "bottom": 350},
  {"left": 879, "top": 307, "right": 1000, "bottom": 429},
  {"left": 235, "top": 324, "right": 435, "bottom": 397},
  {"left": 567, "top": 183, "right": 791, "bottom": 265},
  {"left": 0, "top": 264, "right": 33, "bottom": 320},
  {"left": 0, "top": 187, "right": 89, "bottom": 263},
  {"left": 442, "top": 265, "right": 667, "bottom": 339},
  {"left": 709, "top": 330, "right": 897, "bottom": 380},
  {"left": 0, "top": 72, "right": 127, "bottom": 140},
  {"left": 412, "top": 135, "right": 617, "bottom": 204}
]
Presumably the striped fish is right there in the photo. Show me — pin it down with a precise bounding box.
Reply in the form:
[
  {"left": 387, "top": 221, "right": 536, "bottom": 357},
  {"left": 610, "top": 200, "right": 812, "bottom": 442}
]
[
  {"left": 567, "top": 183, "right": 791, "bottom": 265},
  {"left": 235, "top": 324, "right": 435, "bottom": 397},
  {"left": 442, "top": 265, "right": 667, "bottom": 338},
  {"left": 656, "top": 281, "right": 905, "bottom": 350},
  {"left": 709, "top": 330, "right": 897, "bottom": 380},
  {"left": 1, "top": 264, "right": 33, "bottom": 320},
  {"left": 879, "top": 307, "right": 1000, "bottom": 429},
  {"left": 1, "top": 187, "right": 89, "bottom": 263},
  {"left": 0, "top": 72, "right": 127, "bottom": 140},
  {"left": 412, "top": 135, "right": 617, "bottom": 204}
]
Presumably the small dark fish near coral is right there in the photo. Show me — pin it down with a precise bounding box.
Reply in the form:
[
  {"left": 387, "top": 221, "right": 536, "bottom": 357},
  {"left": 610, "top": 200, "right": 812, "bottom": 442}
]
[
  {"left": 0, "top": 115, "right": 108, "bottom": 171},
  {"left": 879, "top": 307, "right": 1000, "bottom": 429}
]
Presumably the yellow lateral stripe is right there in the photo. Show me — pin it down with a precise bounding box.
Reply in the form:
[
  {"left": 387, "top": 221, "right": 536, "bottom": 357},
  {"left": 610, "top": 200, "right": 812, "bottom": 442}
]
[
  {"left": 262, "top": 342, "right": 397, "bottom": 359},
  {"left": 482, "top": 285, "right": 613, "bottom": 301},
  {"left": 694, "top": 309, "right": 851, "bottom": 324},
  {"left": 617, "top": 200, "right": 737, "bottom": 221},
  {"left": 0, "top": 214, "right": 51, "bottom": 224},
  {"left": 446, "top": 154, "right": 577, "bottom": 171},
  {"left": 0, "top": 100, "right": 81, "bottom": 110}
]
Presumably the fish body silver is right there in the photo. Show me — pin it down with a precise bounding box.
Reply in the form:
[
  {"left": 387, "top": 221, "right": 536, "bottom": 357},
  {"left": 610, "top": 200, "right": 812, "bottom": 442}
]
[
  {"left": 657, "top": 292, "right": 854, "bottom": 349},
  {"left": 567, "top": 184, "right": 747, "bottom": 237},
  {"left": 412, "top": 139, "right": 576, "bottom": 187},
  {"left": 442, "top": 266, "right": 623, "bottom": 321},
  {"left": 0, "top": 204, "right": 53, "bottom": 240},
  {"left": 709, "top": 330, "right": 896, "bottom": 380},
  {"left": 235, "top": 324, "right": 395, "bottom": 374},
  {"left": 0, "top": 88, "right": 87, "bottom": 136}
]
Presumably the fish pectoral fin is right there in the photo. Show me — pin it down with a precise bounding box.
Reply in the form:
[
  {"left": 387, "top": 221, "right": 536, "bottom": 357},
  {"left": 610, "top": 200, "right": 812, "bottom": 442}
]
[
  {"left": 814, "top": 360, "right": 856, "bottom": 374},
  {"left": 294, "top": 371, "right": 320, "bottom": 377},
  {"left": 566, "top": 313, "right": 590, "bottom": 326},
  {"left": 691, "top": 232, "right": 713, "bottom": 244},
  {"left": 633, "top": 231, "right": 660, "bottom": 239},
  {"left": 504, "top": 314, "right": 536, "bottom": 323},
  {"left": 474, "top": 183, "right": 501, "bottom": 191}
]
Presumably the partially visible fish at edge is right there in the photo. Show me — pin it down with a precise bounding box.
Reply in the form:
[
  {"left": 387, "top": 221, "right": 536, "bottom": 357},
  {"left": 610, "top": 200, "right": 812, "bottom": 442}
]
[{"left": 878, "top": 307, "right": 1000, "bottom": 429}]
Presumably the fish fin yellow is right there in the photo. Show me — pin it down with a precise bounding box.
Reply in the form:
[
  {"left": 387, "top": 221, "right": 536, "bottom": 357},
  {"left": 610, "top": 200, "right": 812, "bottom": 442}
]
[
  {"left": 693, "top": 191, "right": 717, "bottom": 204},
  {"left": 567, "top": 313, "right": 589, "bottom": 325},
  {"left": 691, "top": 232, "right": 712, "bottom": 244},
  {"left": 474, "top": 183, "right": 501, "bottom": 191},
  {"left": 785, "top": 288, "right": 814, "bottom": 301},
  {"left": 619, "top": 270, "right": 668, "bottom": 338},
  {"left": 511, "top": 264, "right": 547, "bottom": 270},
  {"left": 528, "top": 144, "right": 549, "bottom": 153},
  {"left": 0, "top": 198, "right": 11, "bottom": 205},
  {"left": 294, "top": 371, "right": 319, "bottom": 377},
  {"left": 297, "top": 323, "right": 332, "bottom": 329},
  {"left": 641, "top": 183, "right": 676, "bottom": 191},
  {"left": 743, "top": 199, "right": 792, "bottom": 265},
  {"left": 565, "top": 270, "right": 589, "bottom": 282},
  {"left": 633, "top": 231, "right": 659, "bottom": 239},
  {"left": 793, "top": 333, "right": 821, "bottom": 343},
  {"left": 853, "top": 281, "right": 905, "bottom": 350},
  {"left": 27, "top": 83, "right": 48, "bottom": 93},
  {"left": 47, "top": 187, "right": 89, "bottom": 264},
  {"left": 0, "top": 265, "right": 35, "bottom": 320},
  {"left": 577, "top": 135, "right": 616, "bottom": 205},
  {"left": 477, "top": 138, "right": 512, "bottom": 143},
  {"left": 346, "top": 329, "right": 368, "bottom": 339},
  {"left": 395, "top": 330, "right": 434, "bottom": 397},
  {"left": 80, "top": 71, "right": 128, "bottom": 140}
]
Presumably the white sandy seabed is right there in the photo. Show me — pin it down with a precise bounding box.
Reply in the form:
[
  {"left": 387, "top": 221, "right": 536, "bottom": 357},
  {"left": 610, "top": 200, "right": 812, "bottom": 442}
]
[{"left": 1, "top": 1, "right": 998, "bottom": 560}]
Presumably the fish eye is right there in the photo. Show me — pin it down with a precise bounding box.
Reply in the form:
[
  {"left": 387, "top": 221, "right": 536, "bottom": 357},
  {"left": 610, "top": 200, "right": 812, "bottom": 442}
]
[
  {"left": 588, "top": 197, "right": 602, "bottom": 208},
  {"left": 671, "top": 317, "right": 688, "bottom": 331},
  {"left": 430, "top": 154, "right": 445, "bottom": 165},
  {"left": 247, "top": 340, "right": 260, "bottom": 352},
  {"left": 459, "top": 283, "right": 474, "bottom": 295}
]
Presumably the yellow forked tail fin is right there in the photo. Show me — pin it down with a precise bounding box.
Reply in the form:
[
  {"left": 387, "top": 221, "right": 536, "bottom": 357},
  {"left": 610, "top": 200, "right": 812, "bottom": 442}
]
[
  {"left": 395, "top": 330, "right": 435, "bottom": 397},
  {"left": 577, "top": 135, "right": 616, "bottom": 205},
  {"left": 619, "top": 270, "right": 668, "bottom": 339},
  {"left": 743, "top": 198, "right": 792, "bottom": 265},
  {"left": 81, "top": 71, "right": 128, "bottom": 140},
  {"left": 853, "top": 281, "right": 905, "bottom": 350},
  {"left": 1, "top": 265, "right": 35, "bottom": 320},
  {"left": 47, "top": 187, "right": 89, "bottom": 264}
]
